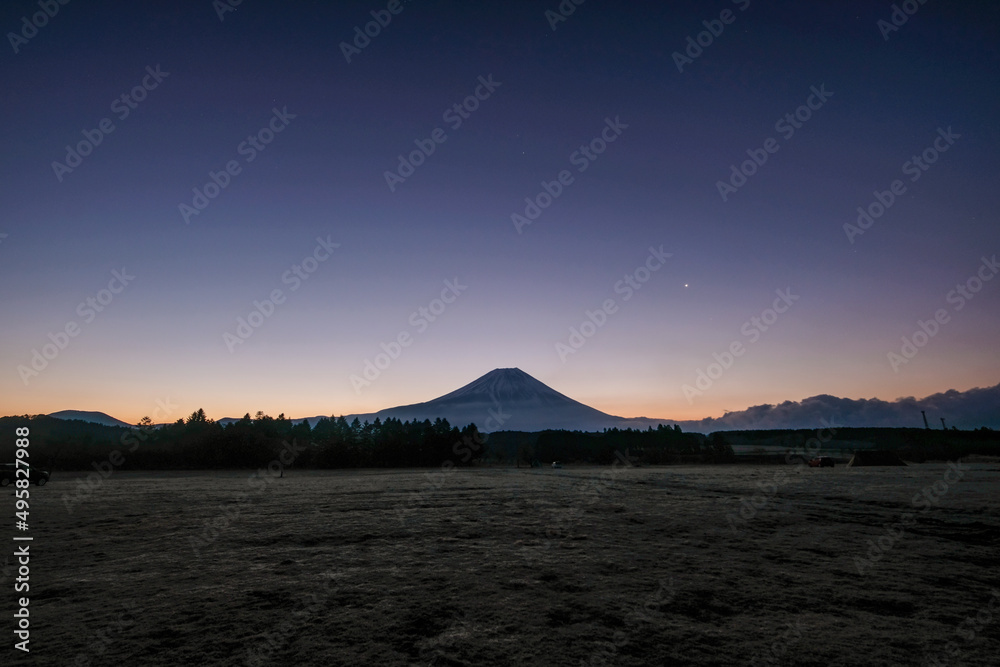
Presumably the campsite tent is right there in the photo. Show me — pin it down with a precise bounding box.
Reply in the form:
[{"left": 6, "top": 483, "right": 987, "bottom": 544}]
[{"left": 846, "top": 450, "right": 906, "bottom": 467}]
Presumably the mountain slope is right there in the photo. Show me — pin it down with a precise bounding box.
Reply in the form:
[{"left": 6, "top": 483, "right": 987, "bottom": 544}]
[{"left": 352, "top": 368, "right": 635, "bottom": 432}]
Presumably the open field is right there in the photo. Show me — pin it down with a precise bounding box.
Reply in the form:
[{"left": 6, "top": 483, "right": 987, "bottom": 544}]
[{"left": 12, "top": 463, "right": 1000, "bottom": 666}]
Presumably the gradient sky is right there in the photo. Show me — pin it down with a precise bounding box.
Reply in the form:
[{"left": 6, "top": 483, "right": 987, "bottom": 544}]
[{"left": 2, "top": 0, "right": 998, "bottom": 425}]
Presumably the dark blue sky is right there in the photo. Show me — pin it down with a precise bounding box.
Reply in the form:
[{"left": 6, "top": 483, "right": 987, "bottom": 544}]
[{"left": 2, "top": 0, "right": 998, "bottom": 422}]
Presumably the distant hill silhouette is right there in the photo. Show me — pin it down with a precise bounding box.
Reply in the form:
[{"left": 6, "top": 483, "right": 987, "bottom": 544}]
[{"left": 48, "top": 410, "right": 134, "bottom": 428}]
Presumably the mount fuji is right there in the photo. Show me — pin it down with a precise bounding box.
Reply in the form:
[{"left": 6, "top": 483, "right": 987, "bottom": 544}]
[{"left": 346, "top": 368, "right": 662, "bottom": 433}]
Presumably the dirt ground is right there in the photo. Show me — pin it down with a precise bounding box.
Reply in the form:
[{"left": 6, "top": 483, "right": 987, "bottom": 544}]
[{"left": 11, "top": 462, "right": 1000, "bottom": 666}]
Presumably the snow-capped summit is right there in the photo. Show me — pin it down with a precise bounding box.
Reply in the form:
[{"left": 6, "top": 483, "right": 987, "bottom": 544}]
[{"left": 428, "top": 368, "right": 587, "bottom": 407}]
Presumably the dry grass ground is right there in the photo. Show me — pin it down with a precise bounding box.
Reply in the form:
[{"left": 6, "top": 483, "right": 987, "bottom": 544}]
[{"left": 13, "top": 463, "right": 1000, "bottom": 666}]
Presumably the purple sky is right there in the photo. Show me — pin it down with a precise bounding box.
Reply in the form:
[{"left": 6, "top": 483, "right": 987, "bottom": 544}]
[{"left": 2, "top": 0, "right": 998, "bottom": 424}]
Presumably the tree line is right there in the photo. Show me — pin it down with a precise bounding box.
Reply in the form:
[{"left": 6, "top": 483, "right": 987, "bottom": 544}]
[
  {"left": 0, "top": 412, "right": 732, "bottom": 471},
  {"left": 3, "top": 413, "right": 995, "bottom": 472}
]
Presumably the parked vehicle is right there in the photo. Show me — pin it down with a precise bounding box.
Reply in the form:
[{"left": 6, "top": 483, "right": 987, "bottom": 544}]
[
  {"left": 808, "top": 456, "right": 835, "bottom": 468},
  {"left": 0, "top": 463, "right": 49, "bottom": 486}
]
